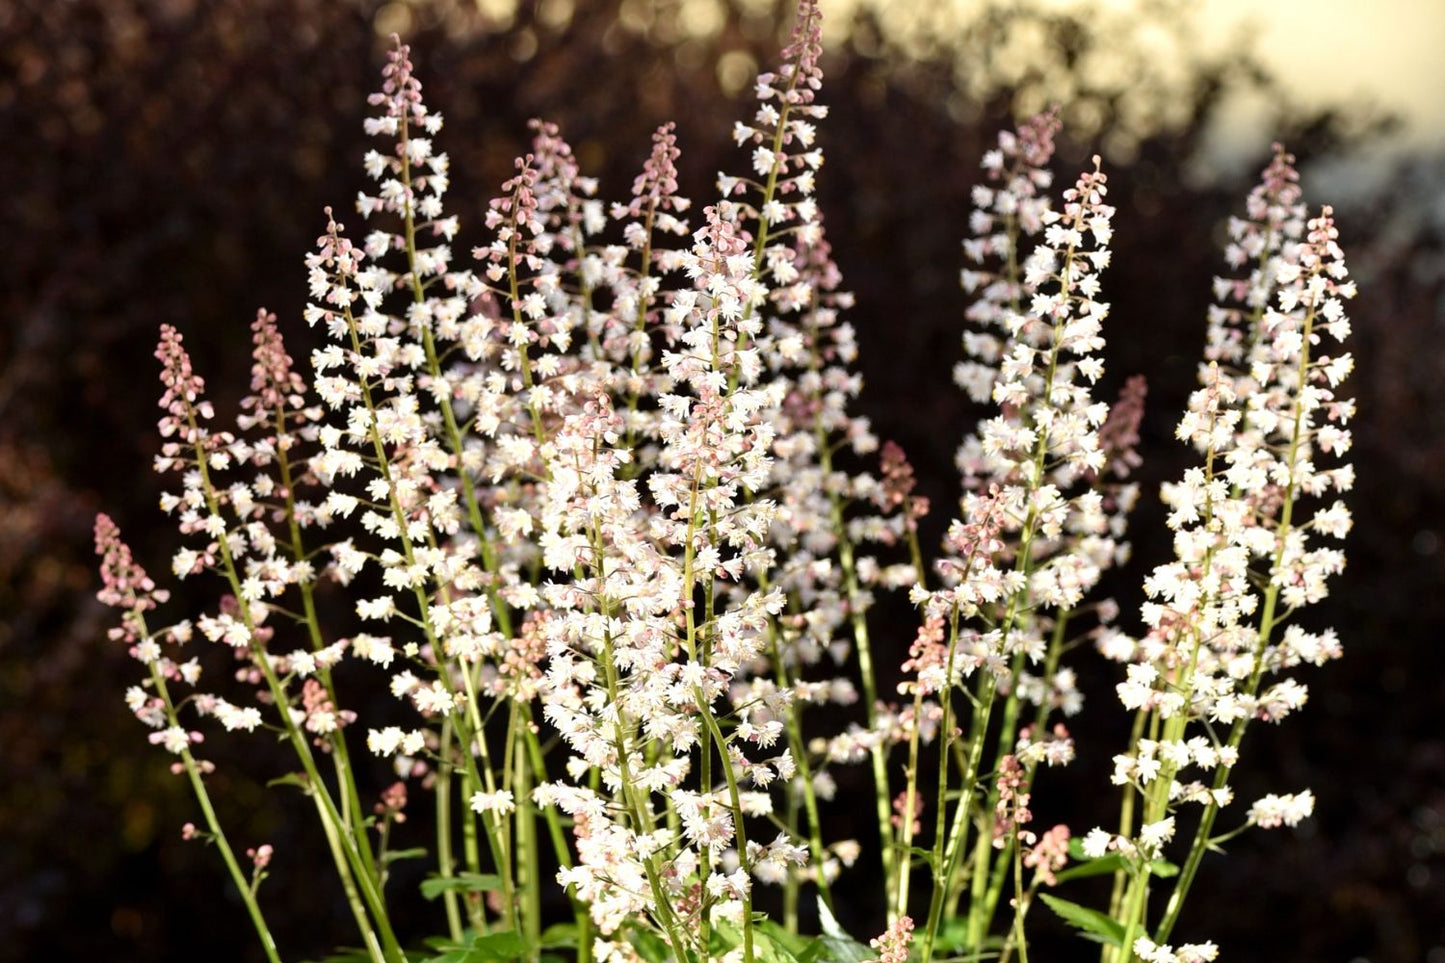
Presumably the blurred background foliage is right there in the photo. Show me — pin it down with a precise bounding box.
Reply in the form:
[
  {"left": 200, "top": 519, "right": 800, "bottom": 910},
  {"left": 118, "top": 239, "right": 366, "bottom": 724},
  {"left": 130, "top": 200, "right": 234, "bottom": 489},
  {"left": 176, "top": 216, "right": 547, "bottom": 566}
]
[{"left": 2, "top": 0, "right": 1442, "bottom": 960}]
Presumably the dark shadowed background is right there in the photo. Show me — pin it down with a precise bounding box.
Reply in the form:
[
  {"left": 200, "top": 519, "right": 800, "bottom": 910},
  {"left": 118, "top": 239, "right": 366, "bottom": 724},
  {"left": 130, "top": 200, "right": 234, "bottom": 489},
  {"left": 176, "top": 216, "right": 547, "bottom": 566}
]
[{"left": 3, "top": 0, "right": 1443, "bottom": 960}]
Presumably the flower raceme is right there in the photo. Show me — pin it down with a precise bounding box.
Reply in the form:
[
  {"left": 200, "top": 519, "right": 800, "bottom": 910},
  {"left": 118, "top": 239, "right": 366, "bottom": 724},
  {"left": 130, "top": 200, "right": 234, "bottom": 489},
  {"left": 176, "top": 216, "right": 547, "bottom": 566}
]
[{"left": 95, "top": 7, "right": 1354, "bottom": 963}]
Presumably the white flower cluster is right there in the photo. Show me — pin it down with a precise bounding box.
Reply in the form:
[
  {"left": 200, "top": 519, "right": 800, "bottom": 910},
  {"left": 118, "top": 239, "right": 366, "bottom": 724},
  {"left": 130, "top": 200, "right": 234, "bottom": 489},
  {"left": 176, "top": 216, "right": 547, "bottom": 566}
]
[{"left": 1083, "top": 146, "right": 1351, "bottom": 951}]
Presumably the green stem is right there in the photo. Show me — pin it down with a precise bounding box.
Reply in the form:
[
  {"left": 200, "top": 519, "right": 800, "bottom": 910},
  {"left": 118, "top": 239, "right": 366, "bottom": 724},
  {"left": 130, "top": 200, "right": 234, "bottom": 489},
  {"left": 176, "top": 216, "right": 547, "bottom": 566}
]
[
  {"left": 187, "top": 415, "right": 404, "bottom": 961},
  {"left": 144, "top": 651, "right": 284, "bottom": 963},
  {"left": 436, "top": 719, "right": 465, "bottom": 943},
  {"left": 272, "top": 410, "right": 388, "bottom": 960},
  {"left": 971, "top": 614, "right": 1070, "bottom": 950}
]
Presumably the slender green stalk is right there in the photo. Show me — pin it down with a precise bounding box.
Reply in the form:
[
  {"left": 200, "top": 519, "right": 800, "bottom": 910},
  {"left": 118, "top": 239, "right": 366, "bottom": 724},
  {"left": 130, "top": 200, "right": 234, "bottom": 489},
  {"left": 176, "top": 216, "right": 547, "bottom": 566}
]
[
  {"left": 435, "top": 719, "right": 465, "bottom": 943},
  {"left": 1104, "top": 709, "right": 1148, "bottom": 933},
  {"left": 271, "top": 404, "right": 390, "bottom": 961},
  {"left": 1010, "top": 839, "right": 1030, "bottom": 963},
  {"left": 142, "top": 639, "right": 284, "bottom": 963},
  {"left": 1150, "top": 281, "right": 1324, "bottom": 948},
  {"left": 186, "top": 408, "right": 405, "bottom": 961},
  {"left": 821, "top": 448, "right": 899, "bottom": 916},
  {"left": 969, "top": 614, "right": 1070, "bottom": 950},
  {"left": 766, "top": 627, "right": 834, "bottom": 913},
  {"left": 514, "top": 719, "right": 541, "bottom": 958},
  {"left": 587, "top": 519, "right": 694, "bottom": 962},
  {"left": 696, "top": 692, "right": 757, "bottom": 963}
]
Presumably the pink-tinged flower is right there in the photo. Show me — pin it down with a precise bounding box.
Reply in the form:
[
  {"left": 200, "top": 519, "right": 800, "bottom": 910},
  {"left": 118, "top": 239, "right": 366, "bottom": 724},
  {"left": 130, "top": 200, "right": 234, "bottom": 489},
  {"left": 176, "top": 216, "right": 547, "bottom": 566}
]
[
  {"left": 1109, "top": 147, "right": 1353, "bottom": 885},
  {"left": 942, "top": 147, "right": 1125, "bottom": 704},
  {"left": 368, "top": 36, "right": 426, "bottom": 130},
  {"left": 374, "top": 781, "right": 409, "bottom": 824},
  {"left": 247, "top": 843, "right": 274, "bottom": 871},
  {"left": 876, "top": 441, "right": 930, "bottom": 532},
  {"left": 956, "top": 109, "right": 1061, "bottom": 405},
  {"left": 1024, "top": 823, "right": 1071, "bottom": 886},
  {"left": 891, "top": 789, "right": 924, "bottom": 836},
  {"left": 867, "top": 915, "right": 914, "bottom": 963},
  {"left": 1098, "top": 374, "right": 1146, "bottom": 481},
  {"left": 992, "top": 754, "right": 1032, "bottom": 846},
  {"left": 236, "top": 309, "right": 318, "bottom": 455},
  {"left": 624, "top": 121, "right": 685, "bottom": 219},
  {"left": 900, "top": 615, "right": 949, "bottom": 696},
  {"left": 155, "top": 324, "right": 211, "bottom": 440},
  {"left": 95, "top": 514, "right": 168, "bottom": 616}
]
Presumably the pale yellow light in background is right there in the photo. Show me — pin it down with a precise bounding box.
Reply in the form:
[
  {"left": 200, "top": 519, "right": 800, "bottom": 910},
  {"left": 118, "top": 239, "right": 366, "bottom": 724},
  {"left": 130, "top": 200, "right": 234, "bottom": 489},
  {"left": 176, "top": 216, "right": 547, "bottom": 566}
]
[
  {"left": 819, "top": 0, "right": 1445, "bottom": 152},
  {"left": 678, "top": 0, "right": 727, "bottom": 38},
  {"left": 384, "top": 0, "right": 1444, "bottom": 156},
  {"left": 1200, "top": 0, "right": 1445, "bottom": 149},
  {"left": 718, "top": 49, "right": 762, "bottom": 96}
]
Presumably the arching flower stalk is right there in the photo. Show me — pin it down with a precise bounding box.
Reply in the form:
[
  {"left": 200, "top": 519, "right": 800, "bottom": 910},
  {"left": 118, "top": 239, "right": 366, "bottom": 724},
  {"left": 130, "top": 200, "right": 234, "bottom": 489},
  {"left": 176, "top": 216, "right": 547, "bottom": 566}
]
[
  {"left": 718, "top": 0, "right": 921, "bottom": 919},
  {"left": 94, "top": 515, "right": 283, "bottom": 963},
  {"left": 916, "top": 156, "right": 1117, "bottom": 963},
  {"left": 604, "top": 121, "right": 692, "bottom": 458},
  {"left": 535, "top": 206, "right": 796, "bottom": 963},
  {"left": 121, "top": 321, "right": 409, "bottom": 961},
  {"left": 1096, "top": 148, "right": 1354, "bottom": 962},
  {"left": 926, "top": 112, "right": 1144, "bottom": 955}
]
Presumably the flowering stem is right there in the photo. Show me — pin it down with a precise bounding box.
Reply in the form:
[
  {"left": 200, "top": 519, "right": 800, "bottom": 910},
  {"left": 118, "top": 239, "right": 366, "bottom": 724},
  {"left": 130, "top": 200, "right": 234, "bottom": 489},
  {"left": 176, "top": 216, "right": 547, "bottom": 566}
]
[
  {"left": 1104, "top": 708, "right": 1147, "bottom": 933},
  {"left": 143, "top": 646, "right": 284, "bottom": 963},
  {"left": 186, "top": 410, "right": 405, "bottom": 962},
  {"left": 818, "top": 438, "right": 897, "bottom": 916},
  {"left": 1010, "top": 840, "right": 1031, "bottom": 963},
  {"left": 273, "top": 408, "right": 390, "bottom": 958},
  {"left": 513, "top": 719, "right": 542, "bottom": 955},
  {"left": 588, "top": 523, "right": 695, "bottom": 962},
  {"left": 725, "top": 55, "right": 801, "bottom": 395},
  {"left": 920, "top": 635, "right": 997, "bottom": 963},
  {"left": 894, "top": 680, "right": 927, "bottom": 920},
  {"left": 696, "top": 695, "right": 757, "bottom": 963},
  {"left": 435, "top": 718, "right": 466, "bottom": 943},
  {"left": 339, "top": 294, "right": 518, "bottom": 933},
  {"left": 764, "top": 616, "right": 834, "bottom": 912},
  {"left": 1152, "top": 276, "right": 1323, "bottom": 948},
  {"left": 970, "top": 613, "right": 1069, "bottom": 950}
]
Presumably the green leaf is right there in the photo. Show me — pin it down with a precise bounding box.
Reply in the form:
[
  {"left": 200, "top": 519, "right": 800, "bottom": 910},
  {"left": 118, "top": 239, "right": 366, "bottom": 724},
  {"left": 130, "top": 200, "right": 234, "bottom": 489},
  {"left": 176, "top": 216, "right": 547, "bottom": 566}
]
[
  {"left": 708, "top": 921, "right": 802, "bottom": 963},
  {"left": 1148, "top": 858, "right": 1180, "bottom": 878},
  {"left": 420, "top": 872, "right": 504, "bottom": 900},
  {"left": 419, "top": 948, "right": 471, "bottom": 963},
  {"left": 756, "top": 923, "right": 830, "bottom": 963},
  {"left": 468, "top": 932, "right": 529, "bottom": 960},
  {"left": 266, "top": 772, "right": 310, "bottom": 792},
  {"left": 711, "top": 921, "right": 742, "bottom": 955},
  {"left": 816, "top": 898, "right": 874, "bottom": 963},
  {"left": 1053, "top": 853, "right": 1126, "bottom": 883},
  {"left": 931, "top": 919, "right": 970, "bottom": 953},
  {"left": 303, "top": 949, "right": 372, "bottom": 963},
  {"left": 624, "top": 925, "right": 671, "bottom": 963},
  {"left": 539, "top": 923, "right": 579, "bottom": 949},
  {"left": 1058, "top": 842, "right": 1177, "bottom": 882},
  {"left": 756, "top": 922, "right": 807, "bottom": 955},
  {"left": 793, "top": 938, "right": 827, "bottom": 963},
  {"left": 422, "top": 931, "right": 529, "bottom": 963},
  {"left": 382, "top": 846, "right": 428, "bottom": 866},
  {"left": 1037, "top": 893, "right": 1125, "bottom": 947},
  {"left": 754, "top": 930, "right": 801, "bottom": 963}
]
